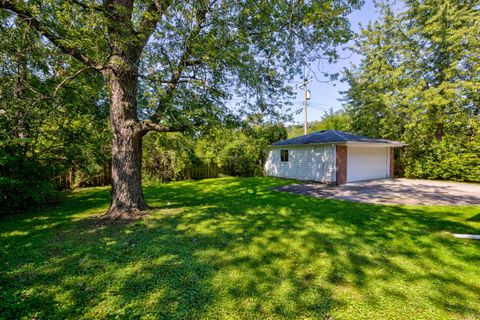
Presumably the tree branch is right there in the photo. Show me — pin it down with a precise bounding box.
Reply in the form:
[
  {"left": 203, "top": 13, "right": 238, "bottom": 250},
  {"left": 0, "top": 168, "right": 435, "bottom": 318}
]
[
  {"left": 0, "top": 0, "right": 103, "bottom": 70},
  {"left": 139, "top": 120, "right": 185, "bottom": 134},
  {"left": 145, "top": 77, "right": 200, "bottom": 84},
  {"left": 67, "top": 0, "right": 108, "bottom": 15},
  {"left": 53, "top": 67, "right": 92, "bottom": 97},
  {"left": 149, "top": 6, "right": 208, "bottom": 122},
  {"left": 131, "top": 0, "right": 173, "bottom": 61}
]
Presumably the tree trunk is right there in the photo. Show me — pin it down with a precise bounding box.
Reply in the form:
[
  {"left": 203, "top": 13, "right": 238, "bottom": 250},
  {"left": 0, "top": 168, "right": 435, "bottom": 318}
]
[{"left": 102, "top": 59, "right": 148, "bottom": 220}]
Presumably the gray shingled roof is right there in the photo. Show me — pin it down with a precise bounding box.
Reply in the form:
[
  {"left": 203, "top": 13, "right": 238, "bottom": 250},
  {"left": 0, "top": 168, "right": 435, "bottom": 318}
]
[{"left": 271, "top": 130, "right": 403, "bottom": 146}]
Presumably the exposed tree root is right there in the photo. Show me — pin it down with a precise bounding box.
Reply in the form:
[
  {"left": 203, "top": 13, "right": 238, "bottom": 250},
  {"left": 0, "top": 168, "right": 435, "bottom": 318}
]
[{"left": 98, "top": 205, "right": 151, "bottom": 223}]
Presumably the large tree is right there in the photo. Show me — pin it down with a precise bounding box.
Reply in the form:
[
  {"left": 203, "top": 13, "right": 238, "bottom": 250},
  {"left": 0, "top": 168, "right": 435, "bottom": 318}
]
[{"left": 1, "top": 0, "right": 361, "bottom": 218}]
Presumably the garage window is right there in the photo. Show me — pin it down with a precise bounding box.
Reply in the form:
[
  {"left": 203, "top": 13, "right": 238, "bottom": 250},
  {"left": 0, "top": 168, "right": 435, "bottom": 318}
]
[{"left": 280, "top": 150, "right": 289, "bottom": 162}]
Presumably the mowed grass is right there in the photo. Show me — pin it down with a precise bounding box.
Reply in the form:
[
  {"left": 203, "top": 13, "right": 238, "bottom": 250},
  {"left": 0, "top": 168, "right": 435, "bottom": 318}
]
[{"left": 1, "top": 177, "right": 479, "bottom": 320}]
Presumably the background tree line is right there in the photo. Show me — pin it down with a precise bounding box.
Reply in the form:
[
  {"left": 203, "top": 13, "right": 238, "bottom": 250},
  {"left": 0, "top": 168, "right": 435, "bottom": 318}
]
[
  {"left": 286, "top": 108, "right": 351, "bottom": 138},
  {"left": 143, "top": 121, "right": 287, "bottom": 183},
  {"left": 0, "top": 17, "right": 111, "bottom": 213}
]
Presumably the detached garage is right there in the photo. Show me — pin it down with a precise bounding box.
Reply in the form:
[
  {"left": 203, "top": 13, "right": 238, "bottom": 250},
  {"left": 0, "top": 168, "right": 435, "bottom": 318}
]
[{"left": 264, "top": 130, "right": 405, "bottom": 184}]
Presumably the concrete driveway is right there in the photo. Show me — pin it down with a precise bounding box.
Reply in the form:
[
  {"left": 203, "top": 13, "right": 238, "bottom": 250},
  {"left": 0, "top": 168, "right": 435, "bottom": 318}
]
[{"left": 274, "top": 178, "right": 480, "bottom": 206}]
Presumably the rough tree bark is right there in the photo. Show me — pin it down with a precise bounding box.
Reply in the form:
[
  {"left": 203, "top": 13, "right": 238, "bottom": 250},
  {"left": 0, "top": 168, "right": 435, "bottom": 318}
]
[{"left": 102, "top": 56, "right": 149, "bottom": 219}]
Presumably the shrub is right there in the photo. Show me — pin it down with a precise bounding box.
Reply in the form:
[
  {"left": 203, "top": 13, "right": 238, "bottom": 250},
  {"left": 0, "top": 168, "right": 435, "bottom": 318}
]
[
  {"left": 142, "top": 132, "right": 196, "bottom": 182},
  {"left": 404, "top": 139, "right": 480, "bottom": 182},
  {"left": 0, "top": 141, "right": 57, "bottom": 214}
]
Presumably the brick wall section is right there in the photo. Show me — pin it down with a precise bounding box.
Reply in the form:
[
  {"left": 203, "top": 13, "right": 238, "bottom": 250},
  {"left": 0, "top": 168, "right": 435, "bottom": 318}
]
[
  {"left": 390, "top": 147, "right": 394, "bottom": 178},
  {"left": 336, "top": 145, "right": 347, "bottom": 184}
]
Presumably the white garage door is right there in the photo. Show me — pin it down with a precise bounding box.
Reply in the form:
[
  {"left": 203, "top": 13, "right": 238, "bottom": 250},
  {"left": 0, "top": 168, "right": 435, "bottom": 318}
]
[{"left": 347, "top": 146, "right": 388, "bottom": 182}]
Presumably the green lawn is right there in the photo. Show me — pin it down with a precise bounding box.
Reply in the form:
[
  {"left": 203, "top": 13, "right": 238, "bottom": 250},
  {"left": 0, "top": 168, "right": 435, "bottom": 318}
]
[{"left": 1, "top": 177, "right": 479, "bottom": 319}]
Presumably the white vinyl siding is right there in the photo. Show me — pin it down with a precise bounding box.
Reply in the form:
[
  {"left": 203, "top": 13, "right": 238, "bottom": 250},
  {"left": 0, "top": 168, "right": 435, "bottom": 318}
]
[
  {"left": 264, "top": 145, "right": 336, "bottom": 183},
  {"left": 347, "top": 146, "right": 389, "bottom": 182}
]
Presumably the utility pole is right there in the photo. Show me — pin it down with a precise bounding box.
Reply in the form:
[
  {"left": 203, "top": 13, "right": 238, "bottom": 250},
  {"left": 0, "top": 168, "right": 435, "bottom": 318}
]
[
  {"left": 297, "top": 78, "right": 313, "bottom": 135},
  {"left": 303, "top": 81, "right": 308, "bottom": 135}
]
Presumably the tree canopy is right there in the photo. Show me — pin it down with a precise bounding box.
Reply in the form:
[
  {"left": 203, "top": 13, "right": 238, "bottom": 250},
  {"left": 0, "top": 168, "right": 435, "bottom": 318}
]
[
  {"left": 1, "top": 0, "right": 362, "bottom": 127},
  {"left": 287, "top": 108, "right": 351, "bottom": 138}
]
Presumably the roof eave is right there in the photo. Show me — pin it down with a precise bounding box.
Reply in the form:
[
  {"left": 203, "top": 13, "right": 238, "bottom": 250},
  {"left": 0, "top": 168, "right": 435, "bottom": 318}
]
[
  {"left": 343, "top": 141, "right": 408, "bottom": 147},
  {"left": 268, "top": 141, "right": 344, "bottom": 148},
  {"left": 268, "top": 141, "right": 407, "bottom": 148}
]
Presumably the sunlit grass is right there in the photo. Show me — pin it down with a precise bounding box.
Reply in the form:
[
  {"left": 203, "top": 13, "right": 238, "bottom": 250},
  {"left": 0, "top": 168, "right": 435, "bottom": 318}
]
[{"left": 1, "top": 177, "right": 479, "bottom": 319}]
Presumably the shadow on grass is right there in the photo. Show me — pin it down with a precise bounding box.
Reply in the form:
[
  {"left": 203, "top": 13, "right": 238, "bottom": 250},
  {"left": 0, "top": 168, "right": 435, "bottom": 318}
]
[
  {"left": 1, "top": 177, "right": 479, "bottom": 319},
  {"left": 466, "top": 212, "right": 480, "bottom": 222}
]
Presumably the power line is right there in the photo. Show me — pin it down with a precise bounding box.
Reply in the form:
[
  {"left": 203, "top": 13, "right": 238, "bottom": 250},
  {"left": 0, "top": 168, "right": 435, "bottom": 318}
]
[{"left": 293, "top": 101, "right": 339, "bottom": 108}]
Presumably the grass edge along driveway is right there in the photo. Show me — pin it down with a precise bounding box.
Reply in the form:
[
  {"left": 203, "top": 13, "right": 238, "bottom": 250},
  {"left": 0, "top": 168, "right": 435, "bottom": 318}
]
[{"left": 1, "top": 177, "right": 479, "bottom": 319}]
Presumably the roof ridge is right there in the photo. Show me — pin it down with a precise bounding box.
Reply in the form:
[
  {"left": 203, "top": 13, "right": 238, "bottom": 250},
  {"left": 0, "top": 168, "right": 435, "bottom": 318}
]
[
  {"left": 330, "top": 130, "right": 348, "bottom": 141},
  {"left": 271, "top": 130, "right": 405, "bottom": 146}
]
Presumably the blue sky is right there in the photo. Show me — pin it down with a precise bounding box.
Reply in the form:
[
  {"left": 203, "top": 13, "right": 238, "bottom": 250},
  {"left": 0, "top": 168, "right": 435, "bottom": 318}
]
[{"left": 289, "top": 0, "right": 380, "bottom": 124}]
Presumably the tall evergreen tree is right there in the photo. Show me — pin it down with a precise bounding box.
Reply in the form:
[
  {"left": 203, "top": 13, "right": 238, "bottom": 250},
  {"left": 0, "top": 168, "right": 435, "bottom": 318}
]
[{"left": 343, "top": 0, "right": 480, "bottom": 181}]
